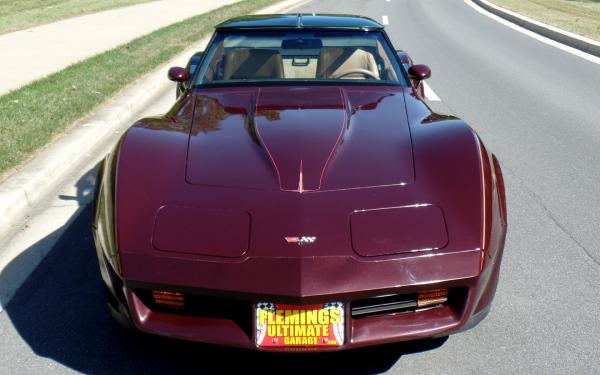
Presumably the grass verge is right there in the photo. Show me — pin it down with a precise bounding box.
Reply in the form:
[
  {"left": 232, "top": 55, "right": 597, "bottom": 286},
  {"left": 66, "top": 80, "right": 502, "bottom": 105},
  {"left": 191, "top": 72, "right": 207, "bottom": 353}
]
[
  {"left": 489, "top": 0, "right": 600, "bottom": 41},
  {"left": 0, "top": 0, "right": 156, "bottom": 35},
  {"left": 0, "top": 0, "right": 279, "bottom": 178}
]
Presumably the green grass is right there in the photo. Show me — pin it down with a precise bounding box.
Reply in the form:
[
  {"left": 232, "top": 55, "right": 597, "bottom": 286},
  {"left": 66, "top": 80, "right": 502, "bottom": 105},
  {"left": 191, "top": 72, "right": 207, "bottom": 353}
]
[
  {"left": 0, "top": 0, "right": 279, "bottom": 178},
  {"left": 490, "top": 0, "right": 600, "bottom": 41},
  {"left": 0, "top": 0, "right": 157, "bottom": 35}
]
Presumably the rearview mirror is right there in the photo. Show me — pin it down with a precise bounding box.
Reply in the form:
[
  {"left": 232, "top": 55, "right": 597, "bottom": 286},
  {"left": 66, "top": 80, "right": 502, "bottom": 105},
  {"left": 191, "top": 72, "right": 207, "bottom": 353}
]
[
  {"left": 408, "top": 65, "right": 431, "bottom": 81},
  {"left": 168, "top": 67, "right": 189, "bottom": 82},
  {"left": 282, "top": 38, "right": 323, "bottom": 49}
]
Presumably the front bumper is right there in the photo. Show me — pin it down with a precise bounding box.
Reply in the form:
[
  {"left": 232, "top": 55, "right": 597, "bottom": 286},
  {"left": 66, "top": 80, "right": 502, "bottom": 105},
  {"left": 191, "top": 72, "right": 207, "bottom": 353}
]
[{"left": 100, "top": 249, "right": 503, "bottom": 351}]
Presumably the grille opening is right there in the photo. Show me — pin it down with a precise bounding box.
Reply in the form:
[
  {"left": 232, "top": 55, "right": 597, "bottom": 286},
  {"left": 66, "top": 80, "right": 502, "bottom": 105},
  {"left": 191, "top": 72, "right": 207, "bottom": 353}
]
[
  {"left": 351, "top": 288, "right": 461, "bottom": 318},
  {"left": 135, "top": 289, "right": 253, "bottom": 336}
]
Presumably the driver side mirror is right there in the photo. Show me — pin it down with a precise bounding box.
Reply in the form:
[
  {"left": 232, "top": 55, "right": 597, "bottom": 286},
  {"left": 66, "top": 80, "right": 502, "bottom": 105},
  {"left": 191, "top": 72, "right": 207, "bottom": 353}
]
[
  {"left": 408, "top": 65, "right": 431, "bottom": 81},
  {"left": 167, "top": 66, "right": 189, "bottom": 82}
]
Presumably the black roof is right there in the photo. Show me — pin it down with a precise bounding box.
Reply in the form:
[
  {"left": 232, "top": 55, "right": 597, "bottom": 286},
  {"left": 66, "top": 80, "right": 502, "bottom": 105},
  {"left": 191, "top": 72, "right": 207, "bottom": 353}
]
[{"left": 215, "top": 14, "right": 384, "bottom": 31}]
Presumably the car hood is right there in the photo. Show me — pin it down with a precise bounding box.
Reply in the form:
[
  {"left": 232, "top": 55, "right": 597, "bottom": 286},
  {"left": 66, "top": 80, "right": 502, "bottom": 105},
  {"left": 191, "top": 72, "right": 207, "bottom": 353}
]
[
  {"left": 116, "top": 84, "right": 484, "bottom": 276},
  {"left": 186, "top": 86, "right": 415, "bottom": 192}
]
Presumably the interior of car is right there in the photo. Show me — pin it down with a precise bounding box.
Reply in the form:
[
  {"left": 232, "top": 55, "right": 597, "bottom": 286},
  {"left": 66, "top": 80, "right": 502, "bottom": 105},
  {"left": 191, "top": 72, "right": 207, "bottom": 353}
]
[{"left": 197, "top": 32, "right": 401, "bottom": 83}]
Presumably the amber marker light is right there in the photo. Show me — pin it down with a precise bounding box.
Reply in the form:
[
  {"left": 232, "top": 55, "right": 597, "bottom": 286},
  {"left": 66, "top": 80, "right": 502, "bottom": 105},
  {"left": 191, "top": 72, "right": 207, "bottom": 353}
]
[
  {"left": 417, "top": 289, "right": 448, "bottom": 307},
  {"left": 152, "top": 291, "right": 184, "bottom": 309}
]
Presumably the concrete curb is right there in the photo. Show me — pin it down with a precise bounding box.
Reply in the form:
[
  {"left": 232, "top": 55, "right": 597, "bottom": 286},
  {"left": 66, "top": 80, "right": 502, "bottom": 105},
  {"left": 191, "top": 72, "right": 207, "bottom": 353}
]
[
  {"left": 0, "top": 0, "right": 308, "bottom": 242},
  {"left": 472, "top": 0, "right": 600, "bottom": 58},
  {"left": 0, "top": 60, "right": 175, "bottom": 241}
]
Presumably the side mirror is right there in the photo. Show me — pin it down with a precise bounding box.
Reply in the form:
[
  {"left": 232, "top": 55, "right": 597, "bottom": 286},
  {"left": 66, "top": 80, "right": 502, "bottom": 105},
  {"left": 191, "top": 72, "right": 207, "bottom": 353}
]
[
  {"left": 168, "top": 67, "right": 189, "bottom": 82},
  {"left": 408, "top": 65, "right": 431, "bottom": 81}
]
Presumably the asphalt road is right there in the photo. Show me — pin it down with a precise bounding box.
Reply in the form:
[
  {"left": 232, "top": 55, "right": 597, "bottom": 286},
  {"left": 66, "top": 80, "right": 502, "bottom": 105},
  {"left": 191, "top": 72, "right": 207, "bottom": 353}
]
[{"left": 1, "top": 0, "right": 600, "bottom": 373}]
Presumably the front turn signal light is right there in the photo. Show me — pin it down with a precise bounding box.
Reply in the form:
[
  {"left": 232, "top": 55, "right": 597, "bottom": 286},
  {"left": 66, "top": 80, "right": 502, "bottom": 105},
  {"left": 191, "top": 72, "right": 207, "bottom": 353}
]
[
  {"left": 152, "top": 290, "right": 184, "bottom": 309},
  {"left": 417, "top": 289, "right": 448, "bottom": 308}
]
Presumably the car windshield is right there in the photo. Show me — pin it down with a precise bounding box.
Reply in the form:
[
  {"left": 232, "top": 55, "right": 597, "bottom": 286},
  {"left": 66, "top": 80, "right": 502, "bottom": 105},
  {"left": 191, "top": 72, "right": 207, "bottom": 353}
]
[{"left": 193, "top": 31, "right": 407, "bottom": 86}]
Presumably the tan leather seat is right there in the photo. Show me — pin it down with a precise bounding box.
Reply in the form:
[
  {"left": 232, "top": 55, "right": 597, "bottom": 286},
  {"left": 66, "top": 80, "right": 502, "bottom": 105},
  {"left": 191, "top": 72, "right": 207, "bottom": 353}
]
[
  {"left": 222, "top": 48, "right": 284, "bottom": 80},
  {"left": 316, "top": 47, "right": 380, "bottom": 80}
]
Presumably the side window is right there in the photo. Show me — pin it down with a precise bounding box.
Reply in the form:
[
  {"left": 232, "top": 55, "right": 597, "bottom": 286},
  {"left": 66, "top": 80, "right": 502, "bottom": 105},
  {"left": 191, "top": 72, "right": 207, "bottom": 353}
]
[
  {"left": 184, "top": 52, "right": 204, "bottom": 89},
  {"left": 376, "top": 40, "right": 398, "bottom": 82}
]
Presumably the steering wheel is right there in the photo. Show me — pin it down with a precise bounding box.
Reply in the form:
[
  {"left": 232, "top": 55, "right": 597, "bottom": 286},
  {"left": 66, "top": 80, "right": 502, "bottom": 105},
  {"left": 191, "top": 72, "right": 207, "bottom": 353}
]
[{"left": 330, "top": 68, "right": 379, "bottom": 80}]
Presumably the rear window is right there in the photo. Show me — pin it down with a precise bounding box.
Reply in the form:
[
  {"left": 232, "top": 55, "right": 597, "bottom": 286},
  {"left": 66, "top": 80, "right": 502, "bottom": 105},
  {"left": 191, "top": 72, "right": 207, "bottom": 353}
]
[{"left": 193, "top": 31, "right": 407, "bottom": 86}]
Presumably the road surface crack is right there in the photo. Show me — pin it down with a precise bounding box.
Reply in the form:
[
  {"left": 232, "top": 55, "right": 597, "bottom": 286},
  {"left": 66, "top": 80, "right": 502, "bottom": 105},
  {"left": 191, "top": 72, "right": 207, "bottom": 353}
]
[{"left": 503, "top": 163, "right": 600, "bottom": 268}]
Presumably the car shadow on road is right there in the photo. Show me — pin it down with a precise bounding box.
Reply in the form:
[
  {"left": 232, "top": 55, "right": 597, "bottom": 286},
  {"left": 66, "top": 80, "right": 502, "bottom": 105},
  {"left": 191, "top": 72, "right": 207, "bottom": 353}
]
[{"left": 1, "top": 175, "right": 447, "bottom": 374}]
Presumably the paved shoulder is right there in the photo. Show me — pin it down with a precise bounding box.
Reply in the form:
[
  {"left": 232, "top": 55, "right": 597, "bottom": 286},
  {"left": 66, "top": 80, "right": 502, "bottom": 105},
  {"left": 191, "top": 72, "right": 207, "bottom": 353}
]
[{"left": 0, "top": 0, "right": 240, "bottom": 95}]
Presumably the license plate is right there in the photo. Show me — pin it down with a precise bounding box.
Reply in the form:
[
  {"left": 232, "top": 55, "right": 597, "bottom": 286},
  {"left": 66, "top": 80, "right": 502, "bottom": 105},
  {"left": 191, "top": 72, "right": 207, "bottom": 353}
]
[{"left": 255, "top": 302, "right": 345, "bottom": 348}]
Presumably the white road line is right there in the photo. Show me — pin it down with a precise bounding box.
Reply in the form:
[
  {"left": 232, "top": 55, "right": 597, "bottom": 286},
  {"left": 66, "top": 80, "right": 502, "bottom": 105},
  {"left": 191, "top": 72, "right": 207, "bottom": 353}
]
[
  {"left": 381, "top": 15, "right": 389, "bottom": 25},
  {"left": 464, "top": 0, "right": 600, "bottom": 65},
  {"left": 477, "top": 0, "right": 600, "bottom": 46},
  {"left": 423, "top": 82, "right": 441, "bottom": 101}
]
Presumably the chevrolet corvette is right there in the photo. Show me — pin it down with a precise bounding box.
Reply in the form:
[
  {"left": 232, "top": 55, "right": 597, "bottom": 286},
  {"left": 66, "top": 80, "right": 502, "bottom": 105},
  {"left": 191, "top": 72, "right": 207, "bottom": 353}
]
[{"left": 93, "top": 14, "right": 507, "bottom": 351}]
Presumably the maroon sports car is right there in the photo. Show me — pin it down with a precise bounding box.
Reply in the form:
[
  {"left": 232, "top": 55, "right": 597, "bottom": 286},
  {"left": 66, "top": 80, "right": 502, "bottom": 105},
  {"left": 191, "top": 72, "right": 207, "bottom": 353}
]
[{"left": 93, "top": 14, "right": 507, "bottom": 351}]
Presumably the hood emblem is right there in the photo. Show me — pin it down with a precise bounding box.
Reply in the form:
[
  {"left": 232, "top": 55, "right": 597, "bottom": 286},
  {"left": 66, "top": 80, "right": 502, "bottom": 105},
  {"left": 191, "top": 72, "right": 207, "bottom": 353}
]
[{"left": 285, "top": 236, "right": 317, "bottom": 246}]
